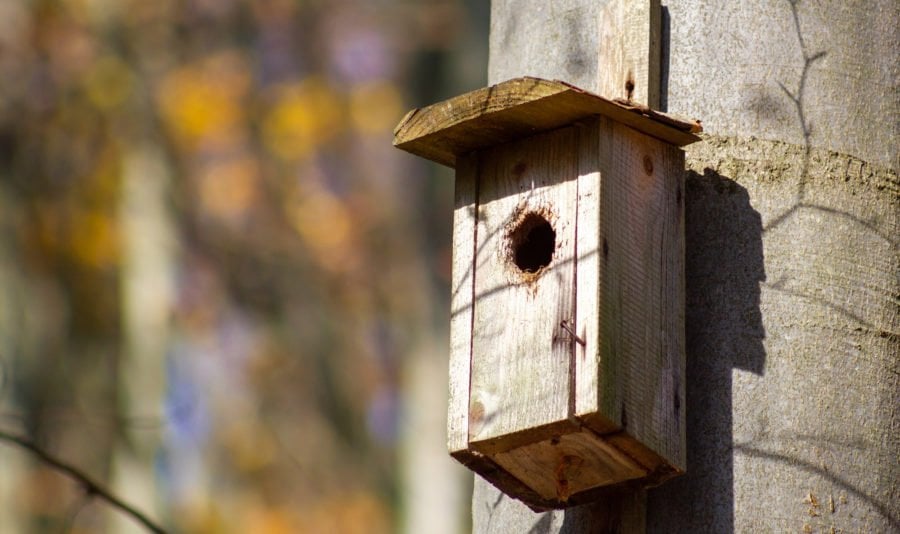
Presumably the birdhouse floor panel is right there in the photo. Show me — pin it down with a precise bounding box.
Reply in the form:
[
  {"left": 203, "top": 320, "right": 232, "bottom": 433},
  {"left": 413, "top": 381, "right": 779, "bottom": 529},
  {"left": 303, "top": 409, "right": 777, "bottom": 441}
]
[
  {"left": 458, "top": 423, "right": 681, "bottom": 511},
  {"left": 490, "top": 428, "right": 646, "bottom": 502}
]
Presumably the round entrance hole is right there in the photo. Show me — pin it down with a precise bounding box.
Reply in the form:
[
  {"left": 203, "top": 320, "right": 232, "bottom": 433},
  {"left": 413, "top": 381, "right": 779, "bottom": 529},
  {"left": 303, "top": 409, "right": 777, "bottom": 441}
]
[{"left": 509, "top": 212, "right": 555, "bottom": 273}]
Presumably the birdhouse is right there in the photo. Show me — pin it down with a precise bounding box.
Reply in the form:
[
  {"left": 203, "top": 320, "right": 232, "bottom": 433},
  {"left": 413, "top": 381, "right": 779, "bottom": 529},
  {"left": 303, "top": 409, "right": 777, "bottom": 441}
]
[{"left": 394, "top": 77, "right": 701, "bottom": 510}]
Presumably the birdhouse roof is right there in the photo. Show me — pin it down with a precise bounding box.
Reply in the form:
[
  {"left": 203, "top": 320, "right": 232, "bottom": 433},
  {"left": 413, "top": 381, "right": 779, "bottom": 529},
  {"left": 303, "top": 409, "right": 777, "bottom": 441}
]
[{"left": 393, "top": 77, "right": 702, "bottom": 168}]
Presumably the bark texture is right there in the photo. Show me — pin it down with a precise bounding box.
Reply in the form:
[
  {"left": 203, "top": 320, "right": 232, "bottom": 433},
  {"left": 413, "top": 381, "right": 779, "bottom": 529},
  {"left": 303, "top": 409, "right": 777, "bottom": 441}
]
[{"left": 477, "top": 1, "right": 899, "bottom": 532}]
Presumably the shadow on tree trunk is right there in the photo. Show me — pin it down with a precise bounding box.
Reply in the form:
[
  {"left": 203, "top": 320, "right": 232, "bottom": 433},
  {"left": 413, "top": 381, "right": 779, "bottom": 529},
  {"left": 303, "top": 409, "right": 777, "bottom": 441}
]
[{"left": 645, "top": 169, "right": 766, "bottom": 533}]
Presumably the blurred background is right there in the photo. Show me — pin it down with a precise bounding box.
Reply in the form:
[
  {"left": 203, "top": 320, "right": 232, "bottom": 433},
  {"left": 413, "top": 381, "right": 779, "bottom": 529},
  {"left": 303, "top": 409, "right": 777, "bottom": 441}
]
[{"left": 0, "top": 0, "right": 488, "bottom": 532}]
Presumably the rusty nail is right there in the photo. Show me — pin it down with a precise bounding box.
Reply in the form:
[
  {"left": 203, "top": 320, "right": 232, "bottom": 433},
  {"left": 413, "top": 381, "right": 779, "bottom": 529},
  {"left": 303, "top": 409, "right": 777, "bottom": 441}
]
[{"left": 560, "top": 320, "right": 586, "bottom": 347}]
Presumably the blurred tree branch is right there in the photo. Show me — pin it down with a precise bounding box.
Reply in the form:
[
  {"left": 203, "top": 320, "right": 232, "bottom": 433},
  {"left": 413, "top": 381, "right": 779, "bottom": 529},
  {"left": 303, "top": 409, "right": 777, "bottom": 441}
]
[{"left": 0, "top": 429, "right": 166, "bottom": 534}]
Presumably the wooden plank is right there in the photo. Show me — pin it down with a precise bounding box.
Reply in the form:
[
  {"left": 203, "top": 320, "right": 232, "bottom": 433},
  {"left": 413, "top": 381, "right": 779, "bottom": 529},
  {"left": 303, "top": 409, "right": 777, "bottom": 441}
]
[
  {"left": 604, "top": 431, "right": 680, "bottom": 483},
  {"left": 457, "top": 445, "right": 655, "bottom": 512},
  {"left": 597, "top": 0, "right": 661, "bottom": 107},
  {"left": 447, "top": 154, "right": 478, "bottom": 457},
  {"left": 573, "top": 117, "right": 613, "bottom": 432},
  {"left": 393, "top": 77, "right": 701, "bottom": 168},
  {"left": 656, "top": 125, "right": 686, "bottom": 471},
  {"left": 577, "top": 121, "right": 685, "bottom": 471},
  {"left": 467, "top": 127, "right": 579, "bottom": 450},
  {"left": 490, "top": 429, "right": 646, "bottom": 502},
  {"left": 452, "top": 449, "right": 559, "bottom": 511}
]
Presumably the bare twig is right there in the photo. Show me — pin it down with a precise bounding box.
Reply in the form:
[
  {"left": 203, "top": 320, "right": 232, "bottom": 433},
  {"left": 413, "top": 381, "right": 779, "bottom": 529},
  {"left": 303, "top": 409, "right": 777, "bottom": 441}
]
[{"left": 0, "top": 429, "right": 167, "bottom": 534}]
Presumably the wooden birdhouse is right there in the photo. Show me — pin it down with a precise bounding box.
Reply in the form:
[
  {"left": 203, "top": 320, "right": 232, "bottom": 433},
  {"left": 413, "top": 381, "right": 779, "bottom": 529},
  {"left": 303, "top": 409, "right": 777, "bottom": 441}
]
[{"left": 394, "top": 77, "right": 701, "bottom": 510}]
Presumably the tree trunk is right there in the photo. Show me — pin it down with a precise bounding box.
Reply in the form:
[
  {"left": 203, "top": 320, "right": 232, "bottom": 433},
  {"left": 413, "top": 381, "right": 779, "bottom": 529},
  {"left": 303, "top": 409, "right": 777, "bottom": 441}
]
[
  {"left": 110, "top": 144, "right": 175, "bottom": 532},
  {"left": 475, "top": 1, "right": 898, "bottom": 532}
]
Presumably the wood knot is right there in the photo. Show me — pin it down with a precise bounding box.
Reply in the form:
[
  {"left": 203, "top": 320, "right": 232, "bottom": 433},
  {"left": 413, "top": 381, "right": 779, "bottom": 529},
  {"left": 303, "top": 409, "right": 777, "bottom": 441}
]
[
  {"left": 643, "top": 155, "right": 653, "bottom": 175},
  {"left": 625, "top": 71, "right": 635, "bottom": 101},
  {"left": 555, "top": 455, "right": 583, "bottom": 502},
  {"left": 470, "top": 401, "right": 485, "bottom": 430}
]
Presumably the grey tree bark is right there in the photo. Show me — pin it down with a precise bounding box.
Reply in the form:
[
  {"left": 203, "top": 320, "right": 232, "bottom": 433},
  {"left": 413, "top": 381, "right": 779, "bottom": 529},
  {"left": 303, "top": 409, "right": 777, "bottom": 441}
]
[{"left": 475, "top": 1, "right": 899, "bottom": 532}]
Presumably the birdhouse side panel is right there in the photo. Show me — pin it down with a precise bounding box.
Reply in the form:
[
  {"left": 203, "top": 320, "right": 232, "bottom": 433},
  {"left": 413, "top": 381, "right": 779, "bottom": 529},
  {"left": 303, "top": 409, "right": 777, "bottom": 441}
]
[
  {"left": 576, "top": 120, "right": 686, "bottom": 472},
  {"left": 447, "top": 154, "right": 479, "bottom": 457},
  {"left": 468, "top": 127, "right": 579, "bottom": 450}
]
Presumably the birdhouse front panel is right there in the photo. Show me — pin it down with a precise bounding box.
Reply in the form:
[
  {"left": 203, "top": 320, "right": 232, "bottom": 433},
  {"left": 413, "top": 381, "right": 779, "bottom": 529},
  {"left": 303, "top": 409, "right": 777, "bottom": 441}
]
[
  {"left": 393, "top": 77, "right": 701, "bottom": 510},
  {"left": 468, "top": 126, "right": 578, "bottom": 447}
]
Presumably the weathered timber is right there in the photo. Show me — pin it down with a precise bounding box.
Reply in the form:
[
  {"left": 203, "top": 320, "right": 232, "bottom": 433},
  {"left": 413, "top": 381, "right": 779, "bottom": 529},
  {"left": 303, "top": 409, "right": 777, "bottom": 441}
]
[
  {"left": 393, "top": 77, "right": 700, "bottom": 169},
  {"left": 447, "top": 154, "right": 478, "bottom": 458},
  {"left": 581, "top": 119, "right": 686, "bottom": 471},
  {"left": 468, "top": 127, "right": 578, "bottom": 449},
  {"left": 396, "top": 77, "right": 697, "bottom": 509},
  {"left": 598, "top": 0, "right": 661, "bottom": 107}
]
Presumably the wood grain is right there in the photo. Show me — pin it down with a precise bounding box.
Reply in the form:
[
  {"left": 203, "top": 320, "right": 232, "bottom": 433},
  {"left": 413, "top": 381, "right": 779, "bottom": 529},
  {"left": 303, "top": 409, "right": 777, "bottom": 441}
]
[
  {"left": 444, "top": 118, "right": 686, "bottom": 508},
  {"left": 447, "top": 154, "right": 478, "bottom": 458},
  {"left": 573, "top": 117, "right": 607, "bottom": 433},
  {"left": 467, "top": 127, "right": 579, "bottom": 449},
  {"left": 597, "top": 0, "right": 661, "bottom": 107},
  {"left": 460, "top": 0, "right": 700, "bottom": 522},
  {"left": 491, "top": 428, "right": 645, "bottom": 502},
  {"left": 393, "top": 77, "right": 700, "bottom": 168},
  {"left": 413, "top": 70, "right": 692, "bottom": 512},
  {"left": 578, "top": 120, "right": 686, "bottom": 472}
]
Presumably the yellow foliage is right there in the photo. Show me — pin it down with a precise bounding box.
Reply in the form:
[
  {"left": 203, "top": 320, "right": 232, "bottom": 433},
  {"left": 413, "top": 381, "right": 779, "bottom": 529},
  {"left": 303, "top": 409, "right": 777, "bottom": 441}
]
[
  {"left": 348, "top": 81, "right": 402, "bottom": 134},
  {"left": 261, "top": 77, "right": 343, "bottom": 161},
  {"left": 177, "top": 499, "right": 227, "bottom": 534},
  {"left": 158, "top": 52, "right": 251, "bottom": 149},
  {"left": 188, "top": 492, "right": 390, "bottom": 534},
  {"left": 302, "top": 491, "right": 390, "bottom": 534},
  {"left": 69, "top": 209, "right": 119, "bottom": 268},
  {"left": 241, "top": 505, "right": 301, "bottom": 534},
  {"left": 223, "top": 418, "right": 277, "bottom": 473},
  {"left": 196, "top": 153, "right": 260, "bottom": 222},
  {"left": 7, "top": 5, "right": 431, "bottom": 531},
  {"left": 286, "top": 181, "right": 357, "bottom": 273}
]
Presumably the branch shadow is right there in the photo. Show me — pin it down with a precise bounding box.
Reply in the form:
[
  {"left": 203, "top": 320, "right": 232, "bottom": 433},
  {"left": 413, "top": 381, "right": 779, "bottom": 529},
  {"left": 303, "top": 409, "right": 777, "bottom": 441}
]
[
  {"left": 640, "top": 0, "right": 883, "bottom": 530},
  {"left": 476, "top": 2, "right": 898, "bottom": 527},
  {"left": 659, "top": 6, "right": 670, "bottom": 113},
  {"left": 734, "top": 444, "right": 900, "bottom": 529},
  {"left": 763, "top": 0, "right": 828, "bottom": 234}
]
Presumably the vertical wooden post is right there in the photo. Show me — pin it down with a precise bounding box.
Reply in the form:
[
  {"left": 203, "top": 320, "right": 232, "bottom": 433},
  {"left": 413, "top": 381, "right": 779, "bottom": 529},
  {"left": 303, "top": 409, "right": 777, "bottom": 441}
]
[
  {"left": 490, "top": 0, "right": 660, "bottom": 107},
  {"left": 597, "top": 0, "right": 661, "bottom": 107}
]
